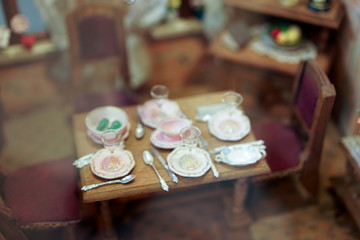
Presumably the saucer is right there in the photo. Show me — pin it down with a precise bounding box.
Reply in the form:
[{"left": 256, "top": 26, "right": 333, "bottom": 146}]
[
  {"left": 90, "top": 149, "right": 135, "bottom": 179},
  {"left": 214, "top": 144, "right": 265, "bottom": 166},
  {"left": 208, "top": 110, "right": 250, "bottom": 141},
  {"left": 138, "top": 99, "right": 182, "bottom": 128},
  {"left": 150, "top": 129, "right": 183, "bottom": 149},
  {"left": 167, "top": 147, "right": 211, "bottom": 177},
  {"left": 87, "top": 123, "right": 131, "bottom": 144}
]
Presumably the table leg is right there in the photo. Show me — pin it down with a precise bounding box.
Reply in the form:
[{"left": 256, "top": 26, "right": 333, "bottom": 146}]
[
  {"left": 97, "top": 201, "right": 118, "bottom": 240},
  {"left": 224, "top": 178, "right": 253, "bottom": 239}
]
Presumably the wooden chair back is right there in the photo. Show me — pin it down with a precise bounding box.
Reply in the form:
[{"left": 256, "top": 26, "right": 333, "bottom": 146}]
[
  {"left": 66, "top": 2, "right": 130, "bottom": 89},
  {"left": 291, "top": 60, "right": 336, "bottom": 194}
]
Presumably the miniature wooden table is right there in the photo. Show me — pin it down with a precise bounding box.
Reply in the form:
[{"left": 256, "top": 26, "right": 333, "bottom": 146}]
[
  {"left": 332, "top": 136, "right": 360, "bottom": 230},
  {"left": 72, "top": 91, "right": 270, "bottom": 239}
]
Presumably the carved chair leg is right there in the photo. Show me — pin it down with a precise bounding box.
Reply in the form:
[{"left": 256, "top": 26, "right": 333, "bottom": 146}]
[
  {"left": 0, "top": 215, "right": 28, "bottom": 240},
  {"left": 292, "top": 173, "right": 312, "bottom": 201}
]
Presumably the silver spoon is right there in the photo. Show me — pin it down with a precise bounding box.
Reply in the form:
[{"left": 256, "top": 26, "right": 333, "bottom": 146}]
[
  {"left": 81, "top": 174, "right": 136, "bottom": 191},
  {"left": 135, "top": 121, "right": 145, "bottom": 139},
  {"left": 143, "top": 150, "right": 169, "bottom": 191}
]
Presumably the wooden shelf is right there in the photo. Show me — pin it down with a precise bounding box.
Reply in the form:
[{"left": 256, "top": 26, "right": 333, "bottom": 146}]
[
  {"left": 0, "top": 40, "right": 57, "bottom": 67},
  {"left": 208, "top": 32, "right": 333, "bottom": 75},
  {"left": 224, "top": 0, "right": 344, "bottom": 29},
  {"left": 149, "top": 18, "right": 203, "bottom": 40}
]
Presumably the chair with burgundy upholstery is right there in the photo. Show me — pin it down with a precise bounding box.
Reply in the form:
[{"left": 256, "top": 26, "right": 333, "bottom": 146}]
[
  {"left": 0, "top": 156, "right": 81, "bottom": 239},
  {"left": 251, "top": 60, "right": 336, "bottom": 199},
  {"left": 67, "top": 1, "right": 130, "bottom": 90},
  {"left": 66, "top": 2, "right": 139, "bottom": 113}
]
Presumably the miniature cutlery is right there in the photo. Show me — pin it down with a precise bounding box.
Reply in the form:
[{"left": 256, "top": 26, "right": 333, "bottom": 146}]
[
  {"left": 81, "top": 174, "right": 136, "bottom": 191},
  {"left": 201, "top": 142, "right": 219, "bottom": 178},
  {"left": 209, "top": 140, "right": 265, "bottom": 154},
  {"left": 150, "top": 146, "right": 178, "bottom": 183},
  {"left": 143, "top": 150, "right": 169, "bottom": 191},
  {"left": 73, "top": 153, "right": 95, "bottom": 168},
  {"left": 135, "top": 120, "right": 145, "bottom": 139},
  {"left": 209, "top": 158, "right": 219, "bottom": 178}
]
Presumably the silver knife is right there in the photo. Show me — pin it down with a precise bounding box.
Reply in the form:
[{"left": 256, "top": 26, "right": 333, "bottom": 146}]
[{"left": 150, "top": 146, "right": 178, "bottom": 183}]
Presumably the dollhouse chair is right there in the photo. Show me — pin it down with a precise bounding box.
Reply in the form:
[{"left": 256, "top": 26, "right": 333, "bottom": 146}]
[
  {"left": 251, "top": 60, "right": 336, "bottom": 198},
  {"left": 66, "top": 2, "right": 139, "bottom": 113},
  {"left": 66, "top": 2, "right": 130, "bottom": 90},
  {"left": 0, "top": 156, "right": 81, "bottom": 239}
]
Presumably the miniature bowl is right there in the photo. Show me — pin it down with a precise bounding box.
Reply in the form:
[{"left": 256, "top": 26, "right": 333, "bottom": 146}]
[{"left": 85, "top": 106, "right": 129, "bottom": 142}]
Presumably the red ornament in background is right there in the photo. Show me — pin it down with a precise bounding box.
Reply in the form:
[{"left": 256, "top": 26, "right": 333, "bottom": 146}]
[{"left": 20, "top": 35, "right": 35, "bottom": 50}]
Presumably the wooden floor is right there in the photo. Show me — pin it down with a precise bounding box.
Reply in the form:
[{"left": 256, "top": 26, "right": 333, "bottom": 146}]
[{"left": 0, "top": 35, "right": 355, "bottom": 239}]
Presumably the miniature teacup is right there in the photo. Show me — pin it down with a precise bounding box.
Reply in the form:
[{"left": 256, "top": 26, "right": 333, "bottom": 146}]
[{"left": 157, "top": 118, "right": 193, "bottom": 138}]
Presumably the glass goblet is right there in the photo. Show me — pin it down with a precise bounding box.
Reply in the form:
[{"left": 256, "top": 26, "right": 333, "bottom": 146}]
[
  {"left": 123, "top": 0, "right": 136, "bottom": 5},
  {"left": 101, "top": 129, "right": 122, "bottom": 154},
  {"left": 179, "top": 126, "right": 201, "bottom": 170},
  {"left": 150, "top": 84, "right": 170, "bottom": 119},
  {"left": 150, "top": 84, "right": 169, "bottom": 100},
  {"left": 100, "top": 129, "right": 124, "bottom": 172},
  {"left": 221, "top": 91, "right": 243, "bottom": 134},
  {"left": 222, "top": 91, "right": 243, "bottom": 115}
]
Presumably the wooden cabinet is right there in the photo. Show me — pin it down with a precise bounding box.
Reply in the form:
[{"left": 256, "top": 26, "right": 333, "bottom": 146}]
[{"left": 208, "top": 0, "right": 345, "bottom": 75}]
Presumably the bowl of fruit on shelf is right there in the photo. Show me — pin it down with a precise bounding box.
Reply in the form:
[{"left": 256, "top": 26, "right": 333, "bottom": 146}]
[{"left": 266, "top": 23, "right": 304, "bottom": 48}]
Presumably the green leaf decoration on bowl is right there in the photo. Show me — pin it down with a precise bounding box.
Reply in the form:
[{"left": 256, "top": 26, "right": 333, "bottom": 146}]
[
  {"left": 109, "top": 120, "right": 122, "bottom": 129},
  {"left": 97, "top": 118, "right": 110, "bottom": 131}
]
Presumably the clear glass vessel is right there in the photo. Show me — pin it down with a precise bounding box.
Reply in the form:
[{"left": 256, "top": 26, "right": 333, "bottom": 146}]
[
  {"left": 101, "top": 129, "right": 122, "bottom": 154},
  {"left": 179, "top": 126, "right": 202, "bottom": 170},
  {"left": 150, "top": 84, "right": 169, "bottom": 101}
]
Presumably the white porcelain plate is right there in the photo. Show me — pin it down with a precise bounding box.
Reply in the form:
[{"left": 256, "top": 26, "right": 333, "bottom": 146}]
[
  {"left": 214, "top": 144, "right": 265, "bottom": 166},
  {"left": 137, "top": 99, "right": 182, "bottom": 128},
  {"left": 167, "top": 147, "right": 211, "bottom": 177},
  {"left": 87, "top": 123, "right": 131, "bottom": 144},
  {"left": 208, "top": 110, "right": 251, "bottom": 141},
  {"left": 90, "top": 149, "right": 135, "bottom": 179},
  {"left": 150, "top": 130, "right": 183, "bottom": 149}
]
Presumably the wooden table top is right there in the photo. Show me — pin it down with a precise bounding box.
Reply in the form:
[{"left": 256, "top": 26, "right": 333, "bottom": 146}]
[{"left": 72, "top": 91, "right": 271, "bottom": 203}]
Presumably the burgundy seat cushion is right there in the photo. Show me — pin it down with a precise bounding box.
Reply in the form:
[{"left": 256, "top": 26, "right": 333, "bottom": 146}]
[
  {"left": 4, "top": 157, "right": 81, "bottom": 227},
  {"left": 252, "top": 120, "right": 303, "bottom": 173}
]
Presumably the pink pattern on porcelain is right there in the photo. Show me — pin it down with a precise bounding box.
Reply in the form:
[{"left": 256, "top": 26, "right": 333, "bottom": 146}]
[
  {"left": 150, "top": 130, "right": 183, "bottom": 149},
  {"left": 138, "top": 99, "right": 182, "bottom": 128},
  {"left": 90, "top": 149, "right": 135, "bottom": 179},
  {"left": 208, "top": 110, "right": 251, "bottom": 141},
  {"left": 157, "top": 118, "right": 192, "bottom": 136},
  {"left": 167, "top": 147, "right": 211, "bottom": 177},
  {"left": 85, "top": 106, "right": 129, "bottom": 140}
]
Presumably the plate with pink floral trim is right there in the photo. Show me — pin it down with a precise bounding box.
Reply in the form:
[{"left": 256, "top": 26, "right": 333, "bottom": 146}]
[
  {"left": 137, "top": 99, "right": 182, "bottom": 128},
  {"left": 208, "top": 109, "right": 251, "bottom": 141},
  {"left": 90, "top": 149, "right": 135, "bottom": 179},
  {"left": 167, "top": 147, "right": 211, "bottom": 177}
]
